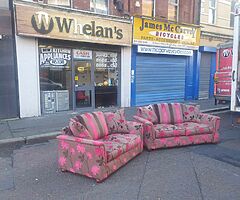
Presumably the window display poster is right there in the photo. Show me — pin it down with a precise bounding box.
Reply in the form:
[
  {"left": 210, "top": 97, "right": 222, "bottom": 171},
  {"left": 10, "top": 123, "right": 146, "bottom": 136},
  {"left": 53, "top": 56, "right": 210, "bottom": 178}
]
[
  {"left": 95, "top": 52, "right": 118, "bottom": 68},
  {"left": 73, "top": 49, "right": 92, "bottom": 60},
  {"left": 39, "top": 47, "right": 71, "bottom": 68}
]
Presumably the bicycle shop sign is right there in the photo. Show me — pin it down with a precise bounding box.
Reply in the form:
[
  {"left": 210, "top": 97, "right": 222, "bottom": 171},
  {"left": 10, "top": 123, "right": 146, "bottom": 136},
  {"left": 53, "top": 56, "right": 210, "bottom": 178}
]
[
  {"left": 14, "top": 3, "right": 132, "bottom": 46},
  {"left": 133, "top": 17, "right": 201, "bottom": 50}
]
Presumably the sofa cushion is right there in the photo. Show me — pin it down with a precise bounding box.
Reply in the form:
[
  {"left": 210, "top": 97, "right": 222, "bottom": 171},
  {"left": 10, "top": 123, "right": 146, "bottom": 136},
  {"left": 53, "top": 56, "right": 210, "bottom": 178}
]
[
  {"left": 69, "top": 117, "right": 92, "bottom": 139},
  {"left": 104, "top": 109, "right": 129, "bottom": 133},
  {"left": 76, "top": 111, "right": 109, "bottom": 140},
  {"left": 176, "top": 122, "right": 213, "bottom": 136},
  {"left": 154, "top": 124, "right": 185, "bottom": 138},
  {"left": 182, "top": 104, "right": 200, "bottom": 122},
  {"left": 153, "top": 103, "right": 184, "bottom": 124},
  {"left": 99, "top": 133, "right": 141, "bottom": 162},
  {"left": 137, "top": 105, "right": 158, "bottom": 124}
]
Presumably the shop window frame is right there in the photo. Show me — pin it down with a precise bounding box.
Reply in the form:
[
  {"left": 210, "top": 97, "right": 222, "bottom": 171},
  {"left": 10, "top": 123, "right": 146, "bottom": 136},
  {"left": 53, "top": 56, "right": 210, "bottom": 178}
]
[{"left": 38, "top": 39, "right": 121, "bottom": 112}]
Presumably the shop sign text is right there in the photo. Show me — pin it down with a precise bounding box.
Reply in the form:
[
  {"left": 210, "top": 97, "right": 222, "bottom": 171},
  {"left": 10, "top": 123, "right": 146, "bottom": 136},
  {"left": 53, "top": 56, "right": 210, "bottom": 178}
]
[
  {"left": 133, "top": 17, "right": 200, "bottom": 50},
  {"left": 39, "top": 47, "right": 71, "bottom": 68},
  {"left": 73, "top": 50, "right": 92, "bottom": 60},
  {"left": 15, "top": 3, "right": 132, "bottom": 46},
  {"left": 138, "top": 45, "right": 193, "bottom": 56}
]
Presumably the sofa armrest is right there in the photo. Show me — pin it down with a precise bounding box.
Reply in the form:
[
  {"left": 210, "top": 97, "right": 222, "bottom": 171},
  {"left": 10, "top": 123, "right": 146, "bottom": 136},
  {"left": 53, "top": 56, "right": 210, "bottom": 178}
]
[
  {"left": 133, "top": 116, "right": 155, "bottom": 140},
  {"left": 57, "top": 134, "right": 104, "bottom": 146},
  {"left": 196, "top": 113, "right": 221, "bottom": 132},
  {"left": 127, "top": 121, "right": 143, "bottom": 136},
  {"left": 57, "top": 134, "right": 107, "bottom": 165}
]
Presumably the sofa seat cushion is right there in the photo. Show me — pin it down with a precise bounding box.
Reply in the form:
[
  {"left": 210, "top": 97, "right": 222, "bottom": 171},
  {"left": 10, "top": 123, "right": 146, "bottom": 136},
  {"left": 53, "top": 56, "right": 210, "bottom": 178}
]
[
  {"left": 154, "top": 124, "right": 185, "bottom": 138},
  {"left": 99, "top": 133, "right": 141, "bottom": 162},
  {"left": 176, "top": 122, "right": 213, "bottom": 136}
]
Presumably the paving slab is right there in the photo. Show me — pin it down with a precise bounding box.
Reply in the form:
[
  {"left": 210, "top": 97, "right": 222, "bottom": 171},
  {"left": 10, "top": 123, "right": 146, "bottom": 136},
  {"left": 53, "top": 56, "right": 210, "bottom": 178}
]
[
  {"left": 0, "top": 157, "right": 14, "bottom": 191},
  {"left": 138, "top": 149, "right": 202, "bottom": 200},
  {"left": 0, "top": 122, "right": 13, "bottom": 140}
]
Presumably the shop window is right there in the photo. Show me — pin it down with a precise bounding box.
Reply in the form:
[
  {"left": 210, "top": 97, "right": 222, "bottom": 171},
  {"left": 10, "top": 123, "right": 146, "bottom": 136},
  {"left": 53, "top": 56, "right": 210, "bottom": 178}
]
[
  {"left": 39, "top": 46, "right": 72, "bottom": 110},
  {"left": 94, "top": 51, "right": 119, "bottom": 108},
  {"left": 230, "top": 0, "right": 237, "bottom": 27},
  {"left": 208, "top": 0, "right": 216, "bottom": 24},
  {"left": 168, "top": 0, "right": 179, "bottom": 21},
  {"left": 90, "top": 0, "right": 108, "bottom": 14},
  {"left": 142, "top": 0, "right": 155, "bottom": 17},
  {"left": 47, "top": 0, "right": 70, "bottom": 7}
]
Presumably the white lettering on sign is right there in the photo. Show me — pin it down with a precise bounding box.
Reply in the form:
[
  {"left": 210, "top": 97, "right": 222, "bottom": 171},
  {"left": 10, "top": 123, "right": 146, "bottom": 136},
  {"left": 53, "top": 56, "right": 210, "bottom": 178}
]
[{"left": 137, "top": 45, "right": 193, "bottom": 56}]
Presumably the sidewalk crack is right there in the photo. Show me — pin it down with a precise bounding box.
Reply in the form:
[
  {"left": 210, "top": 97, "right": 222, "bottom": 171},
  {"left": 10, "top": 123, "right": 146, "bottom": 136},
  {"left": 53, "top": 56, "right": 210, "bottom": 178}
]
[
  {"left": 190, "top": 153, "right": 204, "bottom": 200},
  {"left": 137, "top": 151, "right": 150, "bottom": 200},
  {"left": 6, "top": 121, "right": 14, "bottom": 138}
]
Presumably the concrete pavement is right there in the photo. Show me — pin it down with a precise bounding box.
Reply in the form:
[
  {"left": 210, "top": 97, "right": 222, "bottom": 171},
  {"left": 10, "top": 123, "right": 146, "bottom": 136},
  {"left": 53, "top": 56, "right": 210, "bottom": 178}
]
[
  {"left": 0, "top": 99, "right": 229, "bottom": 145},
  {"left": 0, "top": 112, "right": 239, "bottom": 200}
]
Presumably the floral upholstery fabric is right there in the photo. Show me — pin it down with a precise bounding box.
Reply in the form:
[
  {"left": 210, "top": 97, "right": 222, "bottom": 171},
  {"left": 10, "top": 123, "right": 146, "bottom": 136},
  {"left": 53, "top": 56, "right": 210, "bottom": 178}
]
[
  {"left": 182, "top": 104, "right": 200, "bottom": 122},
  {"left": 104, "top": 109, "right": 129, "bottom": 133},
  {"left": 154, "top": 124, "right": 185, "bottom": 138},
  {"left": 136, "top": 105, "right": 158, "bottom": 124},
  {"left": 58, "top": 123, "right": 143, "bottom": 182},
  {"left": 196, "top": 113, "right": 220, "bottom": 132},
  {"left": 134, "top": 106, "right": 220, "bottom": 150},
  {"left": 99, "top": 133, "right": 141, "bottom": 162},
  {"left": 76, "top": 111, "right": 109, "bottom": 140},
  {"left": 150, "top": 134, "right": 216, "bottom": 150},
  {"left": 152, "top": 103, "right": 184, "bottom": 124},
  {"left": 69, "top": 117, "right": 92, "bottom": 139},
  {"left": 176, "top": 122, "right": 213, "bottom": 136}
]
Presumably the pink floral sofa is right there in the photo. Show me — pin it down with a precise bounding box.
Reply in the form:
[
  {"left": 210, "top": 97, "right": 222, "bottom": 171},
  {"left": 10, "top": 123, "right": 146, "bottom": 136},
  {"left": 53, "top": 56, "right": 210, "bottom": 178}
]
[
  {"left": 57, "top": 109, "right": 143, "bottom": 182},
  {"left": 134, "top": 103, "right": 220, "bottom": 150}
]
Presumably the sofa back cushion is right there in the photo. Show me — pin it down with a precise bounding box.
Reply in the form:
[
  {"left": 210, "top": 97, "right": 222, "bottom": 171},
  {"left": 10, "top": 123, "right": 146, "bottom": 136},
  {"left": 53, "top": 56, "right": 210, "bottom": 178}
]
[
  {"left": 76, "top": 111, "right": 109, "bottom": 140},
  {"left": 69, "top": 117, "right": 92, "bottom": 139},
  {"left": 182, "top": 104, "right": 200, "bottom": 122},
  {"left": 104, "top": 109, "right": 129, "bottom": 133},
  {"left": 136, "top": 105, "right": 158, "bottom": 124},
  {"left": 153, "top": 103, "right": 184, "bottom": 124}
]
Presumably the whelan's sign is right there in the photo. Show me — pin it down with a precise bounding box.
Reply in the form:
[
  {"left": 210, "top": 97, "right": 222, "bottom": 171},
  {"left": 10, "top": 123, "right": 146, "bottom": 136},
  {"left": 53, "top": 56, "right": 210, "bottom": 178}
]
[
  {"left": 133, "top": 17, "right": 200, "bottom": 50},
  {"left": 14, "top": 3, "right": 132, "bottom": 46}
]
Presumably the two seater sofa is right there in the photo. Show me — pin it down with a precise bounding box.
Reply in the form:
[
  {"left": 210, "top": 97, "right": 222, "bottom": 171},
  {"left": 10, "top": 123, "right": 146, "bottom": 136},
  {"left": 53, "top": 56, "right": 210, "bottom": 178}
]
[
  {"left": 134, "top": 103, "right": 220, "bottom": 150},
  {"left": 57, "top": 110, "right": 143, "bottom": 182}
]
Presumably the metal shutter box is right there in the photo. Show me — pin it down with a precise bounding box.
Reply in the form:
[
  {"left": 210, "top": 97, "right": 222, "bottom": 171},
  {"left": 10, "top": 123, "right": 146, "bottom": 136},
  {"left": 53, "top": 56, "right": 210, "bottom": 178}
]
[{"left": 135, "top": 54, "right": 187, "bottom": 106}]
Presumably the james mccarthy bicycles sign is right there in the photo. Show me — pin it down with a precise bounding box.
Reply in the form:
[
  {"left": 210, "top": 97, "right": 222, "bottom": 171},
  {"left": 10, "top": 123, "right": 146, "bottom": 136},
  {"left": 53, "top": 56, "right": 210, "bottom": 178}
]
[
  {"left": 14, "top": 3, "right": 132, "bottom": 46},
  {"left": 133, "top": 17, "right": 201, "bottom": 49}
]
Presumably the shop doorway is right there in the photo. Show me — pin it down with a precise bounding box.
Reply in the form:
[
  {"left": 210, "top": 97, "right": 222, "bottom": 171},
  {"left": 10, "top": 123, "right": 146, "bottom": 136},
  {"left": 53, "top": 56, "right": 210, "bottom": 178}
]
[{"left": 74, "top": 60, "right": 94, "bottom": 109}]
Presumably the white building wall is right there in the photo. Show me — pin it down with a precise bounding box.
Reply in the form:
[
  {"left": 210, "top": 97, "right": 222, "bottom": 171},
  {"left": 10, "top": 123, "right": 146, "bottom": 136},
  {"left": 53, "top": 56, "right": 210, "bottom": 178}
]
[
  {"left": 15, "top": 36, "right": 41, "bottom": 118},
  {"left": 121, "top": 46, "right": 131, "bottom": 107}
]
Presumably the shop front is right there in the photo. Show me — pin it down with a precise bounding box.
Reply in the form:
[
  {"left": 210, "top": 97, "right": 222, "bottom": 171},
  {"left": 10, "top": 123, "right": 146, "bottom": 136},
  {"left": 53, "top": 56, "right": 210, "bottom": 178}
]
[
  {"left": 131, "top": 17, "right": 201, "bottom": 106},
  {"left": 14, "top": 2, "right": 132, "bottom": 118}
]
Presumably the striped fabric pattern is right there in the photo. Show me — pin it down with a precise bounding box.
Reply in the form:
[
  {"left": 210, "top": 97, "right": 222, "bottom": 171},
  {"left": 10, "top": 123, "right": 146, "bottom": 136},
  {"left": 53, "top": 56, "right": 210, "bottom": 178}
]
[
  {"left": 76, "top": 111, "right": 109, "bottom": 140},
  {"left": 153, "top": 103, "right": 184, "bottom": 124},
  {"left": 69, "top": 117, "right": 92, "bottom": 139}
]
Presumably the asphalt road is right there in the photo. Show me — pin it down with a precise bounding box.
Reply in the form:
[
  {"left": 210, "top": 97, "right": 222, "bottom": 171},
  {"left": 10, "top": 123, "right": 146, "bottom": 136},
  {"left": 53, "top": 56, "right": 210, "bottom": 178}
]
[{"left": 0, "top": 112, "right": 239, "bottom": 200}]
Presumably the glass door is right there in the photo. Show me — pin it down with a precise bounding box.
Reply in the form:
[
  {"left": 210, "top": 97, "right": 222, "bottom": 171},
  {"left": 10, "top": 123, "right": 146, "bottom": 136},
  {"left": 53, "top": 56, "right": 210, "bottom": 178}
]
[{"left": 73, "top": 60, "right": 94, "bottom": 109}]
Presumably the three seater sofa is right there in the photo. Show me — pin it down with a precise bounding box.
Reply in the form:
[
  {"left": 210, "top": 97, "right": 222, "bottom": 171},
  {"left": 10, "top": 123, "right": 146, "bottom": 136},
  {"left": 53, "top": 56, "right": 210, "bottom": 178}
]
[
  {"left": 57, "top": 110, "right": 143, "bottom": 182},
  {"left": 134, "top": 103, "right": 220, "bottom": 150}
]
